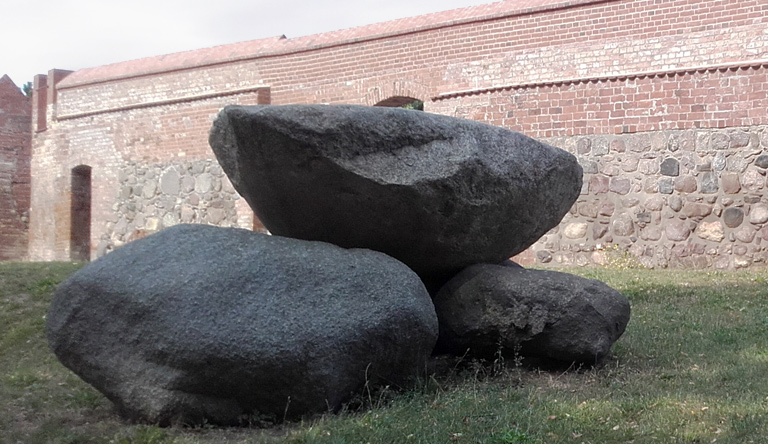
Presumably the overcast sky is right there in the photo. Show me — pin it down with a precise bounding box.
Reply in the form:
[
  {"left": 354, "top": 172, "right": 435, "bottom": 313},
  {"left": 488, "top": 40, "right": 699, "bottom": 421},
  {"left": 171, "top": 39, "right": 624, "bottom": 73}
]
[{"left": 1, "top": 0, "right": 497, "bottom": 88}]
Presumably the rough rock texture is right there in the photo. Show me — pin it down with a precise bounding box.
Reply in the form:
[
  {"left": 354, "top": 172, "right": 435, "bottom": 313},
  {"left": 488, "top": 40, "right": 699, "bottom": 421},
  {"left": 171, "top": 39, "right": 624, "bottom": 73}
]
[
  {"left": 47, "top": 224, "right": 437, "bottom": 425},
  {"left": 209, "top": 104, "right": 582, "bottom": 278},
  {"left": 433, "top": 264, "right": 630, "bottom": 364}
]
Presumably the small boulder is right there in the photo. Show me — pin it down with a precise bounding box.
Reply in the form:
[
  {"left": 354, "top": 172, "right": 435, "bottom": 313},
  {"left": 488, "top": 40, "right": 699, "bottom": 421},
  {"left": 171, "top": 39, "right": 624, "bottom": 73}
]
[
  {"left": 433, "top": 264, "right": 630, "bottom": 364},
  {"left": 209, "top": 105, "right": 582, "bottom": 279},
  {"left": 47, "top": 224, "right": 437, "bottom": 425}
]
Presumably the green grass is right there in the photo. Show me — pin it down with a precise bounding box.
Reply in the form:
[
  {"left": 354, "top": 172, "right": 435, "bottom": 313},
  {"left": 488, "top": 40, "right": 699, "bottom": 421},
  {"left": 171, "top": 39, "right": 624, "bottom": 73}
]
[{"left": 2, "top": 263, "right": 768, "bottom": 443}]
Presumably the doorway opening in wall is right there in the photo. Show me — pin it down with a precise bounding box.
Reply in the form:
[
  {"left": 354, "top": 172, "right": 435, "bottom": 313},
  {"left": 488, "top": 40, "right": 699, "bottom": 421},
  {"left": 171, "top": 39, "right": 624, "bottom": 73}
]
[
  {"left": 374, "top": 96, "right": 424, "bottom": 110},
  {"left": 70, "top": 165, "right": 92, "bottom": 261}
]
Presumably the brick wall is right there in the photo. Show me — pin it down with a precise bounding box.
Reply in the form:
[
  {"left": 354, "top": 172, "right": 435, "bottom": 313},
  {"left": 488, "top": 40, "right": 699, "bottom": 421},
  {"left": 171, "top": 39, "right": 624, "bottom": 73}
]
[
  {"left": 0, "top": 75, "right": 31, "bottom": 261},
  {"left": 28, "top": 0, "right": 768, "bottom": 267},
  {"left": 53, "top": 0, "right": 768, "bottom": 113},
  {"left": 430, "top": 62, "right": 768, "bottom": 136}
]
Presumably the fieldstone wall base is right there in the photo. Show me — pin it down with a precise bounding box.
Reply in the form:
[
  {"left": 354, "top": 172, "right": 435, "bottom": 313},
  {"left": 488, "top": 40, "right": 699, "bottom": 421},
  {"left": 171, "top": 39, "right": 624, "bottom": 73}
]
[
  {"left": 532, "top": 126, "right": 768, "bottom": 270},
  {"left": 99, "top": 160, "right": 248, "bottom": 257}
]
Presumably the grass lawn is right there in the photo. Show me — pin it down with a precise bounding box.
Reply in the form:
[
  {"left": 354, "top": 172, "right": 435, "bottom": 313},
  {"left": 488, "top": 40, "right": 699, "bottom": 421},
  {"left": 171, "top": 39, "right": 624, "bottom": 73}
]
[{"left": 1, "top": 262, "right": 767, "bottom": 443}]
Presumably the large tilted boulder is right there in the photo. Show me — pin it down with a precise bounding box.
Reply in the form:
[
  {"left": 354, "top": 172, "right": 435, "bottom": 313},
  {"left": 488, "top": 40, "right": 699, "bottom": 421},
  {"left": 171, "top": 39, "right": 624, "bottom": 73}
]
[
  {"left": 47, "top": 224, "right": 438, "bottom": 425},
  {"left": 434, "top": 264, "right": 630, "bottom": 364},
  {"left": 209, "top": 104, "right": 582, "bottom": 279}
]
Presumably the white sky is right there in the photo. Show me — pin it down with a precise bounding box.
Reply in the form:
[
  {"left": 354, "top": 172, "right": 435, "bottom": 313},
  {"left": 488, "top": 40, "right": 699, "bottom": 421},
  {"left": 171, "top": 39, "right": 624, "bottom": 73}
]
[{"left": 1, "top": 0, "right": 497, "bottom": 89}]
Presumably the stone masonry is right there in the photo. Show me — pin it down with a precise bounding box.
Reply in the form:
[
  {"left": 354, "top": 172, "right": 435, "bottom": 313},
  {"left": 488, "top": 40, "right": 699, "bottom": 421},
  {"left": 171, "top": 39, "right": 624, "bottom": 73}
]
[
  {"left": 100, "top": 160, "right": 254, "bottom": 256},
  {"left": 532, "top": 125, "right": 768, "bottom": 269}
]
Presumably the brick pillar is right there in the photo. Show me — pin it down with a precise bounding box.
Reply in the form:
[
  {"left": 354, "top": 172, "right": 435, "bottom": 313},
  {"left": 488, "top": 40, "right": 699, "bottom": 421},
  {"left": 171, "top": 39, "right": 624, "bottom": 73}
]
[{"left": 0, "top": 75, "right": 32, "bottom": 260}]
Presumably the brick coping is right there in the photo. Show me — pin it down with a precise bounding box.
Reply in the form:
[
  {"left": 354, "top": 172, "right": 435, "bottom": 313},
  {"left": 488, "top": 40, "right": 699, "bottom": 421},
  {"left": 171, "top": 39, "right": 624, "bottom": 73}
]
[
  {"left": 433, "top": 58, "right": 768, "bottom": 101},
  {"left": 56, "top": 0, "right": 613, "bottom": 89},
  {"left": 55, "top": 86, "right": 270, "bottom": 121}
]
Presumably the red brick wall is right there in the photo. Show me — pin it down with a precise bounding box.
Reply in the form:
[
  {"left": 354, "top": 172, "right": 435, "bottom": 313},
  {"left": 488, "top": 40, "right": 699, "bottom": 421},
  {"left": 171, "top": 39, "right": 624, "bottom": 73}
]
[
  {"left": 28, "top": 0, "right": 768, "bottom": 265},
  {"left": 431, "top": 62, "right": 768, "bottom": 138},
  {"left": 53, "top": 0, "right": 768, "bottom": 114},
  {"left": 0, "top": 75, "right": 31, "bottom": 261}
]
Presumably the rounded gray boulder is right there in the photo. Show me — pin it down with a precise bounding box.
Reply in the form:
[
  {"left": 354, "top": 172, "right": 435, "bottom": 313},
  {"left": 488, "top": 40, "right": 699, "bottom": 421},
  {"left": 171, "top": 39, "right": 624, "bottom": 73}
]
[
  {"left": 47, "top": 224, "right": 437, "bottom": 425},
  {"left": 433, "top": 264, "right": 630, "bottom": 364},
  {"left": 209, "top": 104, "right": 582, "bottom": 279}
]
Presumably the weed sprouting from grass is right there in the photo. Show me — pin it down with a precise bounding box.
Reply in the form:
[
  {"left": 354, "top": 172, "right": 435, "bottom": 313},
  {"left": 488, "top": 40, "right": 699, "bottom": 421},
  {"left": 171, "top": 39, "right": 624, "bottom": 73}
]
[
  {"left": 66, "top": 387, "right": 104, "bottom": 409},
  {"left": 495, "top": 425, "right": 534, "bottom": 444},
  {"left": 593, "top": 243, "right": 646, "bottom": 270},
  {"left": 113, "top": 426, "right": 177, "bottom": 444}
]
